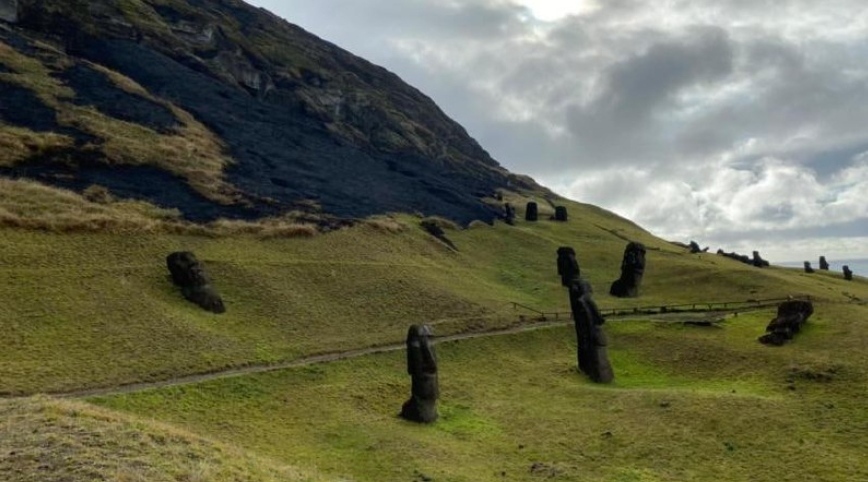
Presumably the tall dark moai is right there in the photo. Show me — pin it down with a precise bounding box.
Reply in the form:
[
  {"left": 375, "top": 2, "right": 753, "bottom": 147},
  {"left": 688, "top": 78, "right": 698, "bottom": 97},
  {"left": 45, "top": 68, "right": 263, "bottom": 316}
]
[
  {"left": 843, "top": 265, "right": 853, "bottom": 281},
  {"left": 525, "top": 202, "right": 539, "bottom": 222},
  {"left": 609, "top": 242, "right": 646, "bottom": 298},
  {"left": 568, "top": 279, "right": 614, "bottom": 383},
  {"left": 804, "top": 262, "right": 814, "bottom": 273},
  {"left": 752, "top": 251, "right": 769, "bottom": 267},
  {"left": 554, "top": 206, "right": 568, "bottom": 222},
  {"left": 688, "top": 241, "right": 702, "bottom": 254},
  {"left": 503, "top": 203, "right": 516, "bottom": 225},
  {"left": 400, "top": 324, "right": 439, "bottom": 423},
  {"left": 166, "top": 251, "right": 226, "bottom": 313},
  {"left": 819, "top": 256, "right": 830, "bottom": 270},
  {"left": 557, "top": 247, "right": 580, "bottom": 287}
]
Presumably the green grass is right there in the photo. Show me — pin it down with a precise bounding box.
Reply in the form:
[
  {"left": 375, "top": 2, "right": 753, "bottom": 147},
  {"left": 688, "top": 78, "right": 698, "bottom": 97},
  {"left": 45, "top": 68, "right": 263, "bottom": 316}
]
[
  {"left": 91, "top": 301, "right": 868, "bottom": 481},
  {"left": 1, "top": 198, "right": 865, "bottom": 395}
]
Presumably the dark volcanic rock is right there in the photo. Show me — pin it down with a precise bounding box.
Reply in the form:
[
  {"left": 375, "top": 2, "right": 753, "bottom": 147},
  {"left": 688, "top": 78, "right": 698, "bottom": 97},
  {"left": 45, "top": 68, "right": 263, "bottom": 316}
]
[
  {"left": 843, "top": 265, "right": 853, "bottom": 281},
  {"left": 57, "top": 63, "right": 181, "bottom": 133},
  {"left": 553, "top": 206, "right": 568, "bottom": 222},
  {"left": 557, "top": 247, "right": 580, "bottom": 287},
  {"left": 804, "top": 262, "right": 814, "bottom": 273},
  {"left": 166, "top": 251, "right": 225, "bottom": 314},
  {"left": 568, "top": 279, "right": 614, "bottom": 383},
  {"left": 759, "top": 300, "right": 814, "bottom": 346},
  {"left": 5, "top": 0, "right": 545, "bottom": 224},
  {"left": 752, "top": 251, "right": 770, "bottom": 268},
  {"left": 819, "top": 256, "right": 830, "bottom": 270},
  {"left": 400, "top": 324, "right": 439, "bottom": 423},
  {"left": 525, "top": 202, "right": 538, "bottom": 221},
  {"left": 609, "top": 242, "right": 646, "bottom": 298}
]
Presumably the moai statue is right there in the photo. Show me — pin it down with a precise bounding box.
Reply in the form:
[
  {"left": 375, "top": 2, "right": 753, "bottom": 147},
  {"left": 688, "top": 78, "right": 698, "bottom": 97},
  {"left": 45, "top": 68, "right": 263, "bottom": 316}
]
[
  {"left": 688, "top": 241, "right": 702, "bottom": 254},
  {"left": 525, "top": 202, "right": 539, "bottom": 222},
  {"left": 759, "top": 300, "right": 814, "bottom": 346},
  {"left": 819, "top": 256, "right": 830, "bottom": 270},
  {"left": 752, "top": 251, "right": 770, "bottom": 267},
  {"left": 400, "top": 324, "right": 439, "bottom": 423},
  {"left": 557, "top": 247, "right": 580, "bottom": 287},
  {"left": 843, "top": 265, "right": 853, "bottom": 281},
  {"left": 553, "top": 206, "right": 568, "bottom": 222},
  {"left": 166, "top": 251, "right": 225, "bottom": 313},
  {"left": 504, "top": 203, "right": 516, "bottom": 225},
  {"left": 568, "top": 279, "right": 614, "bottom": 383},
  {"left": 609, "top": 242, "right": 647, "bottom": 298},
  {"left": 804, "top": 262, "right": 814, "bottom": 273}
]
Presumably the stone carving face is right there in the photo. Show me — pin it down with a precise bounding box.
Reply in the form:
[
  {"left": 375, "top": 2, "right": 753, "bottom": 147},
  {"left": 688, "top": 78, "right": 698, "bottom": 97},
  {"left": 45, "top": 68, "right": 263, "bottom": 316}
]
[
  {"left": 166, "top": 251, "right": 225, "bottom": 314},
  {"left": 759, "top": 300, "right": 813, "bottom": 345},
  {"left": 568, "top": 278, "right": 614, "bottom": 383},
  {"left": 557, "top": 247, "right": 580, "bottom": 287},
  {"left": 610, "top": 242, "right": 646, "bottom": 298},
  {"left": 622, "top": 242, "right": 646, "bottom": 276},
  {"left": 401, "top": 324, "right": 439, "bottom": 423}
]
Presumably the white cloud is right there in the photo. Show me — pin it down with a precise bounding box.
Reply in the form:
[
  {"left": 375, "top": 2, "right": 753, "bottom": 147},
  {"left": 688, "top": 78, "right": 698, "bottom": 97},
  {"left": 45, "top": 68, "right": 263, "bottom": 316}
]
[{"left": 249, "top": 0, "right": 868, "bottom": 260}]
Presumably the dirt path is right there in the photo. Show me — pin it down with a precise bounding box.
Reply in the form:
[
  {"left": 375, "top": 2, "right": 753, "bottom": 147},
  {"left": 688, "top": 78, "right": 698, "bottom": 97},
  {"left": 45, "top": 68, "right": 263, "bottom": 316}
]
[{"left": 48, "top": 310, "right": 739, "bottom": 400}]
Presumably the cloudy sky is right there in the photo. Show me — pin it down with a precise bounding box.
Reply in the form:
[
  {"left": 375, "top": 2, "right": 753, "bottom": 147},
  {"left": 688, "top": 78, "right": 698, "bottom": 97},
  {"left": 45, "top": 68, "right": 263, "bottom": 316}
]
[{"left": 249, "top": 0, "right": 868, "bottom": 263}]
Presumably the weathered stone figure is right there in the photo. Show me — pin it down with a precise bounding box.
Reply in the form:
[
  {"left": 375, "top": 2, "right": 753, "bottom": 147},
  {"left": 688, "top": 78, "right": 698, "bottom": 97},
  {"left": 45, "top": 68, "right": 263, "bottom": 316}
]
[
  {"left": 557, "top": 247, "right": 580, "bottom": 287},
  {"left": 752, "top": 251, "right": 770, "bottom": 268},
  {"left": 819, "top": 256, "right": 830, "bottom": 270},
  {"left": 504, "top": 203, "right": 516, "bottom": 225},
  {"left": 804, "top": 261, "right": 814, "bottom": 273},
  {"left": 166, "top": 251, "right": 226, "bottom": 314},
  {"left": 525, "top": 202, "right": 538, "bottom": 222},
  {"left": 569, "top": 279, "right": 614, "bottom": 383},
  {"left": 400, "top": 324, "right": 439, "bottom": 423},
  {"left": 554, "top": 206, "right": 568, "bottom": 222},
  {"left": 843, "top": 265, "right": 853, "bottom": 281},
  {"left": 759, "top": 300, "right": 814, "bottom": 346},
  {"left": 689, "top": 241, "right": 702, "bottom": 254},
  {"left": 609, "top": 242, "right": 646, "bottom": 298}
]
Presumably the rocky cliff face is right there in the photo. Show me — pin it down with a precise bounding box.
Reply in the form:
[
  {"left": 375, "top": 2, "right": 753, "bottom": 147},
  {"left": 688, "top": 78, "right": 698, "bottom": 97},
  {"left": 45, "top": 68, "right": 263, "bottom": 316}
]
[{"left": 0, "top": 0, "right": 541, "bottom": 223}]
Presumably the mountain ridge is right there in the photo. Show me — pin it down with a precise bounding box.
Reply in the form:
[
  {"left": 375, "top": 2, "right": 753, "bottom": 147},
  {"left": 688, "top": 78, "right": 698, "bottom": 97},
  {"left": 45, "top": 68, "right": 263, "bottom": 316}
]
[{"left": 0, "top": 0, "right": 544, "bottom": 224}]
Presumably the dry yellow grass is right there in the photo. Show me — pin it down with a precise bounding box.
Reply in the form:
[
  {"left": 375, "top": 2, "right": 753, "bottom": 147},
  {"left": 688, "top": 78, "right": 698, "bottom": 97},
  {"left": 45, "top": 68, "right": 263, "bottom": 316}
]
[{"left": 0, "top": 396, "right": 328, "bottom": 482}]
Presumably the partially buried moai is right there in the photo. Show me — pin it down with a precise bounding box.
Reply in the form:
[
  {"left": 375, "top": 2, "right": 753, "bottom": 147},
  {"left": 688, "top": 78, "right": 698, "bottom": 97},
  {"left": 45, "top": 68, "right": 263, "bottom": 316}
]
[
  {"left": 804, "top": 261, "right": 814, "bottom": 273},
  {"left": 400, "top": 324, "right": 439, "bottom": 423},
  {"left": 166, "top": 251, "right": 226, "bottom": 314},
  {"left": 819, "top": 256, "right": 830, "bottom": 270},
  {"left": 557, "top": 246, "right": 580, "bottom": 287},
  {"left": 504, "top": 203, "right": 516, "bottom": 225},
  {"left": 554, "top": 206, "right": 568, "bottom": 222},
  {"left": 569, "top": 279, "right": 614, "bottom": 383},
  {"left": 609, "top": 242, "right": 646, "bottom": 298},
  {"left": 843, "top": 265, "right": 853, "bottom": 281},
  {"left": 525, "top": 202, "right": 538, "bottom": 222}
]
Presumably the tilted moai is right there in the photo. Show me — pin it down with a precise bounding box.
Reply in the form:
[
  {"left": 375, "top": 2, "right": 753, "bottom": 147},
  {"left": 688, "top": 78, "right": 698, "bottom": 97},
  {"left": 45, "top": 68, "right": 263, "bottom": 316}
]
[
  {"left": 504, "top": 203, "right": 516, "bottom": 225},
  {"left": 400, "top": 324, "right": 439, "bottom": 423},
  {"left": 568, "top": 279, "right": 614, "bottom": 383},
  {"left": 819, "top": 256, "right": 830, "bottom": 270},
  {"left": 804, "top": 262, "right": 814, "bottom": 273},
  {"left": 553, "top": 206, "right": 568, "bottom": 222},
  {"left": 557, "top": 247, "right": 580, "bottom": 287},
  {"left": 843, "top": 265, "right": 853, "bottom": 281},
  {"left": 525, "top": 202, "right": 539, "bottom": 222},
  {"left": 758, "top": 300, "right": 814, "bottom": 346},
  {"left": 609, "top": 242, "right": 646, "bottom": 298},
  {"left": 752, "top": 251, "right": 770, "bottom": 268},
  {"left": 166, "top": 251, "right": 226, "bottom": 314}
]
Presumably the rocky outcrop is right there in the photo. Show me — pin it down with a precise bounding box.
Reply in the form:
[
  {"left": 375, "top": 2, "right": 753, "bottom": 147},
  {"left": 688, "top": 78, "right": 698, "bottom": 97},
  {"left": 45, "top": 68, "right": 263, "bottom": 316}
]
[
  {"left": 804, "top": 262, "right": 814, "bottom": 273},
  {"left": 557, "top": 247, "right": 580, "bottom": 287},
  {"left": 0, "top": 0, "right": 17, "bottom": 23},
  {"left": 166, "top": 251, "right": 225, "bottom": 314},
  {"left": 609, "top": 242, "right": 646, "bottom": 298},
  {"left": 568, "top": 279, "right": 614, "bottom": 383},
  {"left": 400, "top": 325, "right": 439, "bottom": 423},
  {"left": 717, "top": 249, "right": 768, "bottom": 267},
  {"left": 525, "top": 202, "right": 538, "bottom": 222},
  {"left": 759, "top": 300, "right": 814, "bottom": 346}
]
